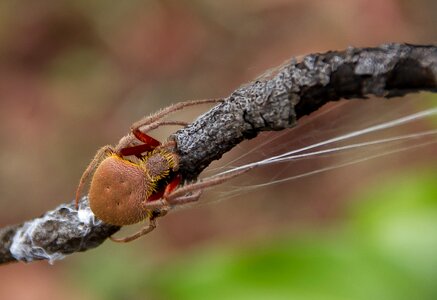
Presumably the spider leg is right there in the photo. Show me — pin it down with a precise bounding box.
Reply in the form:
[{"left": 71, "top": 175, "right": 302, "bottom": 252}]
[
  {"left": 142, "top": 199, "right": 167, "bottom": 210},
  {"left": 130, "top": 121, "right": 188, "bottom": 157},
  {"left": 163, "top": 174, "right": 182, "bottom": 197},
  {"left": 115, "top": 121, "right": 186, "bottom": 160},
  {"left": 131, "top": 98, "right": 223, "bottom": 135},
  {"left": 75, "top": 145, "right": 114, "bottom": 208},
  {"left": 168, "top": 190, "right": 203, "bottom": 206},
  {"left": 117, "top": 133, "right": 179, "bottom": 158},
  {"left": 143, "top": 168, "right": 252, "bottom": 211},
  {"left": 132, "top": 120, "right": 189, "bottom": 142},
  {"left": 142, "top": 175, "right": 181, "bottom": 210},
  {"left": 119, "top": 143, "right": 158, "bottom": 157},
  {"left": 143, "top": 190, "right": 203, "bottom": 211},
  {"left": 110, "top": 218, "right": 157, "bottom": 243},
  {"left": 166, "top": 167, "right": 254, "bottom": 201},
  {"left": 117, "top": 121, "right": 188, "bottom": 158},
  {"left": 125, "top": 99, "right": 222, "bottom": 164},
  {"left": 130, "top": 130, "right": 161, "bottom": 149},
  {"left": 115, "top": 130, "right": 161, "bottom": 154}
]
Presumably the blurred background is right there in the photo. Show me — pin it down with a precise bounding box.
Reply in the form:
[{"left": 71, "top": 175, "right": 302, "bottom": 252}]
[{"left": 0, "top": 0, "right": 436, "bottom": 299}]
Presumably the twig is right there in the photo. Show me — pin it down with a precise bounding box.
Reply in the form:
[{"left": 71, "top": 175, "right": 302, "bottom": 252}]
[
  {"left": 0, "top": 198, "right": 119, "bottom": 264},
  {"left": 0, "top": 43, "right": 435, "bottom": 265},
  {"left": 173, "top": 43, "right": 437, "bottom": 179}
]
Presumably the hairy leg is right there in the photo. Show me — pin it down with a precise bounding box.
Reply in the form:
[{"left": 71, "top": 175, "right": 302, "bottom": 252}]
[
  {"left": 142, "top": 167, "right": 252, "bottom": 211},
  {"left": 142, "top": 190, "right": 202, "bottom": 210},
  {"left": 167, "top": 167, "right": 253, "bottom": 201},
  {"left": 131, "top": 99, "right": 223, "bottom": 135},
  {"left": 132, "top": 121, "right": 188, "bottom": 146},
  {"left": 142, "top": 175, "right": 181, "bottom": 210},
  {"left": 75, "top": 145, "right": 114, "bottom": 208},
  {"left": 110, "top": 218, "right": 157, "bottom": 243},
  {"left": 168, "top": 190, "right": 203, "bottom": 207}
]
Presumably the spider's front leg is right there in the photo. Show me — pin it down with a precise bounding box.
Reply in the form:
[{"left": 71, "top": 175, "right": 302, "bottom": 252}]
[
  {"left": 132, "top": 120, "right": 189, "bottom": 145},
  {"left": 130, "top": 98, "right": 222, "bottom": 137}
]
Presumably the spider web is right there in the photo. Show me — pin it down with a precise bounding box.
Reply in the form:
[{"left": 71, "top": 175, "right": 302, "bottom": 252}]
[{"left": 179, "top": 95, "right": 437, "bottom": 208}]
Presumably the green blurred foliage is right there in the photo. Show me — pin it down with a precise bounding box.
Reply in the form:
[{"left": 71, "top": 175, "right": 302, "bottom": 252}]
[
  {"left": 71, "top": 246, "right": 153, "bottom": 300},
  {"left": 71, "top": 170, "right": 437, "bottom": 300}
]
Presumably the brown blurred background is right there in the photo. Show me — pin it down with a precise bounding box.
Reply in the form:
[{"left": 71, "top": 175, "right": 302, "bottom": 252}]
[{"left": 0, "top": 0, "right": 436, "bottom": 299}]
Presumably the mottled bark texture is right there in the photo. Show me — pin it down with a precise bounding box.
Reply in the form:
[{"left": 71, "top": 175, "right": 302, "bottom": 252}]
[
  {"left": 0, "top": 43, "right": 435, "bottom": 265},
  {"left": 174, "top": 43, "right": 437, "bottom": 179}
]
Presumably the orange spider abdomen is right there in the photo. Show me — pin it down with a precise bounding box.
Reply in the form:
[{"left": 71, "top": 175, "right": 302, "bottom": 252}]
[{"left": 89, "top": 155, "right": 149, "bottom": 226}]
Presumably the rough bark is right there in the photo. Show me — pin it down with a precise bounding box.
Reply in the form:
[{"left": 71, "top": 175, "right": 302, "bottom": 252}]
[
  {"left": 173, "top": 43, "right": 437, "bottom": 179},
  {"left": 0, "top": 197, "right": 119, "bottom": 264},
  {"left": 0, "top": 43, "right": 435, "bottom": 265}
]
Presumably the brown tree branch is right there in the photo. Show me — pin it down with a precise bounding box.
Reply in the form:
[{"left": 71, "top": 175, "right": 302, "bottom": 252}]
[
  {"left": 0, "top": 43, "right": 435, "bottom": 265},
  {"left": 173, "top": 43, "right": 436, "bottom": 179}
]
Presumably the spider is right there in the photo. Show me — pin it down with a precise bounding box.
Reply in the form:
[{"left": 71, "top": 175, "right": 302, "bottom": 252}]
[{"left": 75, "top": 98, "right": 249, "bottom": 242}]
